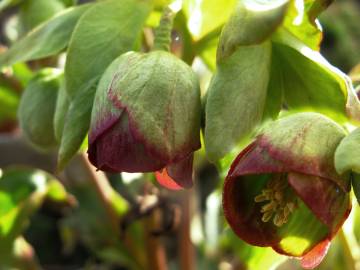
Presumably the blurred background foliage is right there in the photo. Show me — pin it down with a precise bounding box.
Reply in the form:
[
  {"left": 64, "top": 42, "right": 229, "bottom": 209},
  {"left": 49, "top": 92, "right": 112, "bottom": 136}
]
[{"left": 0, "top": 0, "right": 359, "bottom": 269}]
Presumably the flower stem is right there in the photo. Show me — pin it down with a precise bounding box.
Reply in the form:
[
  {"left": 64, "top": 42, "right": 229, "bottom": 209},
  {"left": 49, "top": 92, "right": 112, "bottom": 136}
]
[
  {"left": 153, "top": 7, "right": 176, "bottom": 52},
  {"left": 78, "top": 154, "right": 120, "bottom": 237}
]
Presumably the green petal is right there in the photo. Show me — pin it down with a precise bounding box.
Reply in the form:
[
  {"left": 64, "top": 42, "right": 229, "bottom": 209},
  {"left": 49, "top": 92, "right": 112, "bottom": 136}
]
[
  {"left": 260, "top": 112, "right": 348, "bottom": 191},
  {"left": 205, "top": 42, "right": 271, "bottom": 161},
  {"left": 217, "top": 0, "right": 289, "bottom": 61},
  {"left": 109, "top": 51, "right": 201, "bottom": 162},
  {"left": 275, "top": 199, "right": 328, "bottom": 257}
]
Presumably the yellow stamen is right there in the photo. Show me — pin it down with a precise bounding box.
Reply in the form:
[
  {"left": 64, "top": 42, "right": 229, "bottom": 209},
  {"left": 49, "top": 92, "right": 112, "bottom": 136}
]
[{"left": 254, "top": 174, "right": 298, "bottom": 227}]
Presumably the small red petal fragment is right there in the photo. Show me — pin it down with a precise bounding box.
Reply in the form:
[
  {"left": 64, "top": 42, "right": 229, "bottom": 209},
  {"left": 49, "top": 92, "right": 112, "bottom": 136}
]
[
  {"left": 300, "top": 239, "right": 331, "bottom": 269},
  {"left": 155, "top": 169, "right": 183, "bottom": 190}
]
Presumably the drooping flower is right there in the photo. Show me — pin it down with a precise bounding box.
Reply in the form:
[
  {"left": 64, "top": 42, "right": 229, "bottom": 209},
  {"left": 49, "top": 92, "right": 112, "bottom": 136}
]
[
  {"left": 88, "top": 50, "right": 201, "bottom": 189},
  {"left": 222, "top": 112, "right": 351, "bottom": 269}
]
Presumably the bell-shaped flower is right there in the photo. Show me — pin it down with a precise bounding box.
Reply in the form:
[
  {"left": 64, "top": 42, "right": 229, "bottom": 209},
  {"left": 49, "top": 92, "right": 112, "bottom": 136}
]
[
  {"left": 88, "top": 51, "right": 201, "bottom": 189},
  {"left": 223, "top": 112, "right": 351, "bottom": 269}
]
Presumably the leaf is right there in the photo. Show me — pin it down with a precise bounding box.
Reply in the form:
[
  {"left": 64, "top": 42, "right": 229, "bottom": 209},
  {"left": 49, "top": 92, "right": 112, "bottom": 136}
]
[
  {"left": 262, "top": 48, "right": 284, "bottom": 120},
  {"left": 53, "top": 80, "right": 70, "bottom": 143},
  {"left": 18, "top": 0, "right": 65, "bottom": 34},
  {"left": 18, "top": 68, "right": 62, "bottom": 150},
  {"left": 217, "top": 0, "right": 289, "bottom": 61},
  {"left": 57, "top": 79, "right": 97, "bottom": 170},
  {"left": 273, "top": 42, "right": 348, "bottom": 122},
  {"left": 64, "top": 0, "right": 151, "bottom": 97},
  {"left": 0, "top": 168, "right": 69, "bottom": 249},
  {"left": 276, "top": 0, "right": 323, "bottom": 51},
  {"left": 334, "top": 128, "right": 360, "bottom": 175},
  {"left": 182, "top": 0, "right": 236, "bottom": 41},
  {"left": 204, "top": 42, "right": 272, "bottom": 161},
  {"left": 0, "top": 4, "right": 91, "bottom": 68}
]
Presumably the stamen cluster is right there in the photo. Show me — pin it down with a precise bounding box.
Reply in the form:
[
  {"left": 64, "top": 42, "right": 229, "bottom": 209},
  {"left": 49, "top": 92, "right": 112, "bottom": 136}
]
[{"left": 254, "top": 174, "right": 297, "bottom": 227}]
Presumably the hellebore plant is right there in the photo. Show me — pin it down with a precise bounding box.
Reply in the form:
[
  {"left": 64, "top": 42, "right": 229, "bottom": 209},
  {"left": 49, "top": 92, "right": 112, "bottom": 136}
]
[
  {"left": 223, "top": 113, "right": 352, "bottom": 269},
  {"left": 87, "top": 8, "right": 201, "bottom": 189}
]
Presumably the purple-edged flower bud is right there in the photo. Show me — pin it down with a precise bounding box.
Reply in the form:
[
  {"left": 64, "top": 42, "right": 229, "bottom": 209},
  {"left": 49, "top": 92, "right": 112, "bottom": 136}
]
[
  {"left": 223, "top": 112, "right": 351, "bottom": 269},
  {"left": 88, "top": 50, "right": 201, "bottom": 189}
]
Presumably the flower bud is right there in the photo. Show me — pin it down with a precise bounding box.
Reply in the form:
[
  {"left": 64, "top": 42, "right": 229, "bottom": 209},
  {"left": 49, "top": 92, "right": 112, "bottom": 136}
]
[{"left": 88, "top": 50, "right": 201, "bottom": 189}]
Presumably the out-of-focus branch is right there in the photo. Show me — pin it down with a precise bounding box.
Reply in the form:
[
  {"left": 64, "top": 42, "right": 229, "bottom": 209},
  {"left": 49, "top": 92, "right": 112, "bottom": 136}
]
[
  {"left": 178, "top": 190, "right": 195, "bottom": 270},
  {"left": 65, "top": 153, "right": 120, "bottom": 237},
  {"left": 143, "top": 208, "right": 168, "bottom": 270}
]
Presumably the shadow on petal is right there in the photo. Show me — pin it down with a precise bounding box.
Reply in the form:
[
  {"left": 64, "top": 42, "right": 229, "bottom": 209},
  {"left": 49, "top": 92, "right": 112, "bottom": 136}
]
[
  {"left": 223, "top": 173, "right": 279, "bottom": 247},
  {"left": 88, "top": 111, "right": 165, "bottom": 172},
  {"left": 288, "top": 172, "right": 351, "bottom": 235}
]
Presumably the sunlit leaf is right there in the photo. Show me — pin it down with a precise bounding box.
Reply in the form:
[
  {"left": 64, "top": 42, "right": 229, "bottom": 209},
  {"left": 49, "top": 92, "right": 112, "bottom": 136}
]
[
  {"left": 0, "top": 168, "right": 69, "bottom": 245},
  {"left": 182, "top": 0, "right": 236, "bottom": 41}
]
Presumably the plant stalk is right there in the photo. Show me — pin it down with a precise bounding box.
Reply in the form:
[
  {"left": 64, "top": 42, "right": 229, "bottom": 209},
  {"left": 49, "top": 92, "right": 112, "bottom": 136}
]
[{"left": 153, "top": 7, "right": 176, "bottom": 52}]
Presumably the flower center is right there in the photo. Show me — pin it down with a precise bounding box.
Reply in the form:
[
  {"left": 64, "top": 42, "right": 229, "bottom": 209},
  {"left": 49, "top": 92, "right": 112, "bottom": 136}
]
[{"left": 254, "top": 174, "right": 298, "bottom": 227}]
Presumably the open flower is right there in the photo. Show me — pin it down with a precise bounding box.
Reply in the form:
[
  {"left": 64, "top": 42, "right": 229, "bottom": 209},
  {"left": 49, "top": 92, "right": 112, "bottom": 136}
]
[
  {"left": 223, "top": 113, "right": 351, "bottom": 269},
  {"left": 88, "top": 51, "right": 201, "bottom": 190}
]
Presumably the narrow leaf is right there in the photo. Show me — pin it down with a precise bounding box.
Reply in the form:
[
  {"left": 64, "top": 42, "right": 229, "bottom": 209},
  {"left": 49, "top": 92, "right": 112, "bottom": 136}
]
[
  {"left": 57, "top": 79, "right": 97, "bottom": 170},
  {"left": 54, "top": 80, "right": 70, "bottom": 143}
]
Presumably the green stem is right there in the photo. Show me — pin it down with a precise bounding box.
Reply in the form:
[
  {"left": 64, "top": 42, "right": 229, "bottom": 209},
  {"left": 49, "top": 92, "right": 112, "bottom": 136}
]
[{"left": 153, "top": 7, "right": 176, "bottom": 52}]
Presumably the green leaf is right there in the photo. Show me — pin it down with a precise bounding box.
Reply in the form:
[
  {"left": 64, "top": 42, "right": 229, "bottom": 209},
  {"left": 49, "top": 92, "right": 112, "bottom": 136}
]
[
  {"left": 0, "top": 168, "right": 68, "bottom": 248},
  {"left": 217, "top": 0, "right": 289, "bottom": 61},
  {"left": 64, "top": 0, "right": 151, "bottom": 97},
  {"left": 57, "top": 79, "right": 97, "bottom": 170},
  {"left": 0, "top": 4, "right": 91, "bottom": 67},
  {"left": 275, "top": 0, "right": 323, "bottom": 51},
  {"left": 273, "top": 42, "right": 348, "bottom": 122},
  {"left": 335, "top": 128, "right": 360, "bottom": 175},
  {"left": 204, "top": 42, "right": 271, "bottom": 161},
  {"left": 53, "top": 80, "right": 70, "bottom": 143},
  {"left": 306, "top": 0, "right": 334, "bottom": 21},
  {"left": 18, "top": 0, "right": 65, "bottom": 34},
  {"left": 182, "top": 0, "right": 236, "bottom": 41},
  {"left": 18, "top": 68, "right": 62, "bottom": 150}
]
